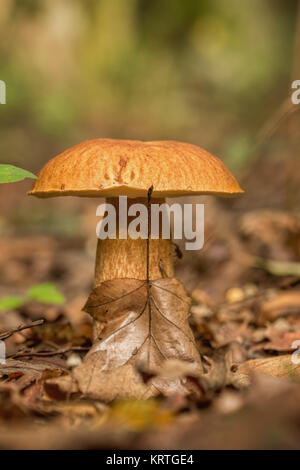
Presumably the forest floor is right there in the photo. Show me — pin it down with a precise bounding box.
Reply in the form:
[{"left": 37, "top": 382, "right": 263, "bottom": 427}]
[{"left": 0, "top": 165, "right": 300, "bottom": 450}]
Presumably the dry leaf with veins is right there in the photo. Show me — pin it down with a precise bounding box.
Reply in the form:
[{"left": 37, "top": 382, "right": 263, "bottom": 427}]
[
  {"left": 73, "top": 278, "right": 202, "bottom": 400},
  {"left": 236, "top": 355, "right": 300, "bottom": 384}
]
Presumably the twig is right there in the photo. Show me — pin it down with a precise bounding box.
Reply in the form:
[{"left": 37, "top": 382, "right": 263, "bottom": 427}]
[
  {"left": 9, "top": 346, "right": 89, "bottom": 360},
  {"left": 254, "top": 98, "right": 299, "bottom": 153},
  {"left": 0, "top": 319, "right": 45, "bottom": 341},
  {"left": 146, "top": 185, "right": 154, "bottom": 282},
  {"left": 147, "top": 185, "right": 153, "bottom": 366},
  {"left": 251, "top": 1, "right": 300, "bottom": 161}
]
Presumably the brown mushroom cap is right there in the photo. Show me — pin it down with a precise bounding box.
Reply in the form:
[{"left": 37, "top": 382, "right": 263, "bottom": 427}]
[{"left": 28, "top": 138, "right": 243, "bottom": 198}]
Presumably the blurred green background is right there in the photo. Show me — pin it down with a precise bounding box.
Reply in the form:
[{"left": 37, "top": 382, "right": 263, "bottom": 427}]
[{"left": 0, "top": 0, "right": 299, "bottom": 235}]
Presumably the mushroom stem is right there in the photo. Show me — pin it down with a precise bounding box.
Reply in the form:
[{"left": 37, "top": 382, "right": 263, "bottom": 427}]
[{"left": 94, "top": 197, "right": 174, "bottom": 285}]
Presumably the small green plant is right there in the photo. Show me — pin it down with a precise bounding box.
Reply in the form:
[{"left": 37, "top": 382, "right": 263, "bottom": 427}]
[
  {"left": 0, "top": 296, "right": 24, "bottom": 311},
  {"left": 26, "top": 283, "right": 65, "bottom": 305},
  {"left": 0, "top": 283, "right": 66, "bottom": 311},
  {"left": 0, "top": 164, "right": 36, "bottom": 183}
]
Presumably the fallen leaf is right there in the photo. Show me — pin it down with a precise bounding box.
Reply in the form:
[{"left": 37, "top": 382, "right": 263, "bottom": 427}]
[
  {"left": 74, "top": 363, "right": 152, "bottom": 401},
  {"left": 0, "top": 359, "right": 63, "bottom": 391},
  {"left": 137, "top": 359, "right": 206, "bottom": 401},
  {"left": 0, "top": 359, "right": 67, "bottom": 418},
  {"left": 264, "top": 332, "right": 300, "bottom": 352},
  {"left": 109, "top": 399, "right": 174, "bottom": 431},
  {"left": 203, "top": 342, "right": 248, "bottom": 392},
  {"left": 44, "top": 374, "right": 80, "bottom": 400},
  {"left": 259, "top": 291, "right": 300, "bottom": 323},
  {"left": 77, "top": 278, "right": 202, "bottom": 400},
  {"left": 236, "top": 355, "right": 300, "bottom": 382}
]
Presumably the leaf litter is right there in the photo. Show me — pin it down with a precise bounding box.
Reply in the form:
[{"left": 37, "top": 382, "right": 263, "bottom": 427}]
[{"left": 0, "top": 202, "right": 300, "bottom": 448}]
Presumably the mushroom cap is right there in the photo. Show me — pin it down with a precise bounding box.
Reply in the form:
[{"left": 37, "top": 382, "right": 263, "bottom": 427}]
[{"left": 28, "top": 138, "right": 243, "bottom": 198}]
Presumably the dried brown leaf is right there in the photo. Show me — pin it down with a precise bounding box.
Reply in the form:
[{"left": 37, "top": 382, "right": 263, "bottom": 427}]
[
  {"left": 203, "top": 342, "right": 248, "bottom": 392},
  {"left": 0, "top": 359, "right": 64, "bottom": 391},
  {"left": 264, "top": 332, "right": 300, "bottom": 352},
  {"left": 259, "top": 291, "right": 300, "bottom": 323},
  {"left": 44, "top": 374, "right": 80, "bottom": 400},
  {"left": 236, "top": 355, "right": 300, "bottom": 382},
  {"left": 75, "top": 278, "right": 202, "bottom": 400}
]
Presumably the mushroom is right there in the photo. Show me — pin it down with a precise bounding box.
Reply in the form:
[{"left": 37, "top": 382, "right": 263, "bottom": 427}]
[{"left": 29, "top": 138, "right": 243, "bottom": 398}]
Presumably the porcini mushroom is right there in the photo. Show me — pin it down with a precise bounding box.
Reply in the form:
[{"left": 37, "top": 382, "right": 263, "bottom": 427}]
[{"left": 29, "top": 139, "right": 243, "bottom": 399}]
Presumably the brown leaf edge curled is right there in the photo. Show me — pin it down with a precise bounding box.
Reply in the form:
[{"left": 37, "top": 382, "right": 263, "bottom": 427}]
[{"left": 73, "top": 277, "right": 203, "bottom": 401}]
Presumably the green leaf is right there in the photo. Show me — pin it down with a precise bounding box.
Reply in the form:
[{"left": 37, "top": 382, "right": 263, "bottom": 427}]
[
  {"left": 0, "top": 164, "right": 37, "bottom": 183},
  {"left": 0, "top": 296, "right": 24, "bottom": 311},
  {"left": 26, "top": 283, "right": 65, "bottom": 305}
]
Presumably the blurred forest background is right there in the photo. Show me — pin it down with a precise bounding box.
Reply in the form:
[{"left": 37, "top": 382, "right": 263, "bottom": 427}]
[
  {"left": 0, "top": 0, "right": 300, "bottom": 450},
  {"left": 0, "top": 0, "right": 299, "bottom": 228}
]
